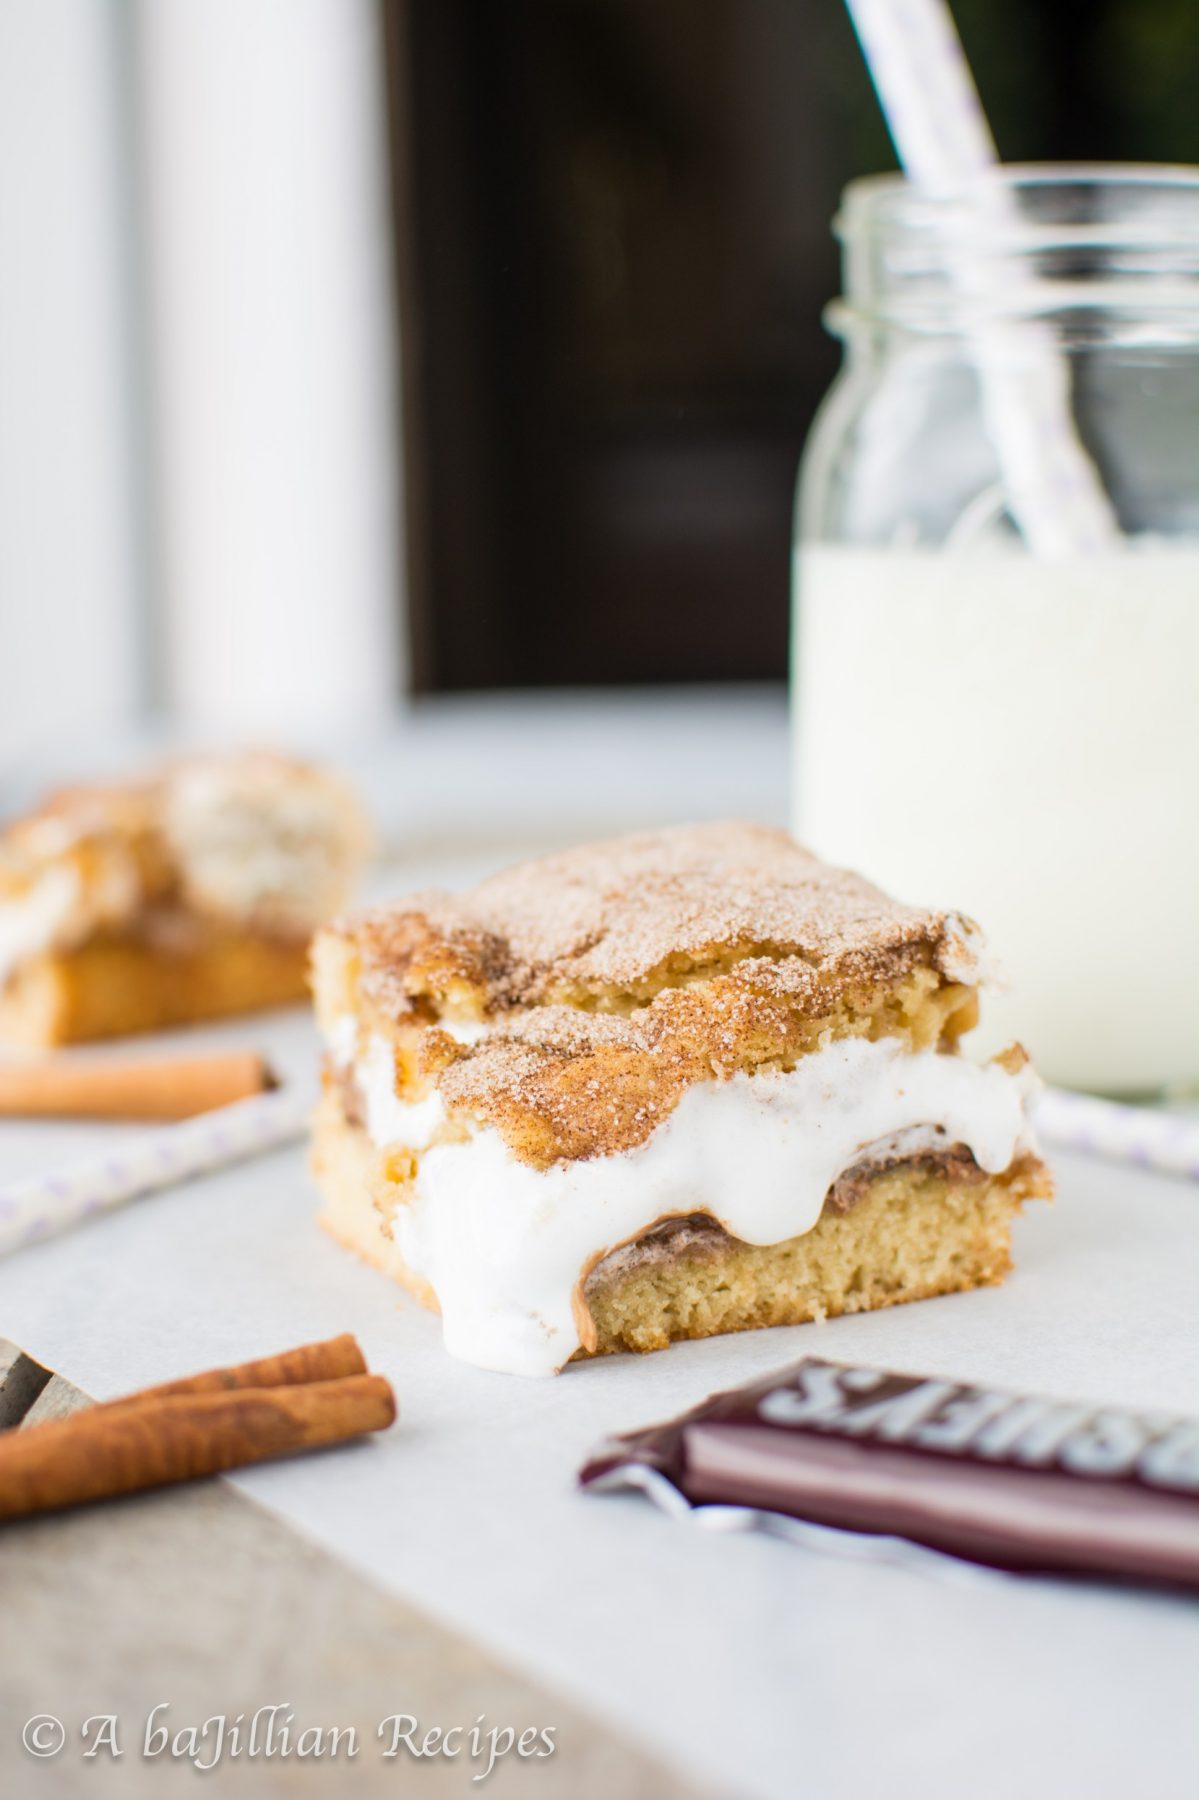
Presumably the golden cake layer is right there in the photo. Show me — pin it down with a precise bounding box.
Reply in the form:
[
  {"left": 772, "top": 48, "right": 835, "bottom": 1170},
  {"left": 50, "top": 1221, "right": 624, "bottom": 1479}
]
[
  {"left": 0, "top": 931, "right": 312, "bottom": 1048},
  {"left": 312, "top": 822, "right": 984, "bottom": 1168}
]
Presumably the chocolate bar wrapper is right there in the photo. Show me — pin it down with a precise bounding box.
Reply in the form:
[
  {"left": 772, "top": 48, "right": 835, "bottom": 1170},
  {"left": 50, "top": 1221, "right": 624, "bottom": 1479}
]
[{"left": 580, "top": 1358, "right": 1199, "bottom": 1591}]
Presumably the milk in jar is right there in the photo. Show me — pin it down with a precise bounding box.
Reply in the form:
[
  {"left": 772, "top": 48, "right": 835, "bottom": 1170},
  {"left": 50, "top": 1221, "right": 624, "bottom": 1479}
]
[{"left": 792, "top": 168, "right": 1199, "bottom": 1092}]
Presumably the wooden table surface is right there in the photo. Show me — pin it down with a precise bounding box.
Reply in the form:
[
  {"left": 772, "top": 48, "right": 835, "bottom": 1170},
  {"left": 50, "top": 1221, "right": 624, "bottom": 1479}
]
[{"left": 0, "top": 1341, "right": 709, "bottom": 1798}]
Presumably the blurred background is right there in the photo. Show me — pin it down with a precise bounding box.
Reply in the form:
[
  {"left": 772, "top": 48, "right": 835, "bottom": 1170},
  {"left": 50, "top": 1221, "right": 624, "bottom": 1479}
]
[{"left": 1, "top": 0, "right": 1195, "bottom": 762}]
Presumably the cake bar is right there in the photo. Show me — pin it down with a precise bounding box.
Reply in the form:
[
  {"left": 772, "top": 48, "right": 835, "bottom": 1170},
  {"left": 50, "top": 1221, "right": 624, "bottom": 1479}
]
[
  {"left": 310, "top": 822, "right": 1050, "bottom": 1375},
  {"left": 0, "top": 752, "right": 370, "bottom": 1046}
]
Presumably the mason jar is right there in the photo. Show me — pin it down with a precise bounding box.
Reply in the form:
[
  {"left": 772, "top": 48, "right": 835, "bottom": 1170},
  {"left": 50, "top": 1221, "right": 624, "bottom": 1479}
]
[{"left": 792, "top": 166, "right": 1199, "bottom": 1095}]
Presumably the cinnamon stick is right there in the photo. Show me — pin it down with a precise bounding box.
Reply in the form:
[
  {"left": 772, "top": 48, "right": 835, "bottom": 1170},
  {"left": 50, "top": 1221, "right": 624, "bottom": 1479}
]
[
  {"left": 93, "top": 1333, "right": 368, "bottom": 1418},
  {"left": 0, "top": 1051, "right": 276, "bottom": 1121},
  {"left": 0, "top": 1374, "right": 396, "bottom": 1521}
]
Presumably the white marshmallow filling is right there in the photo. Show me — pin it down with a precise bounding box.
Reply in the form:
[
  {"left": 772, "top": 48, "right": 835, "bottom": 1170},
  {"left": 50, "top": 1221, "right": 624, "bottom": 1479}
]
[{"left": 324, "top": 1019, "right": 1037, "bottom": 1377}]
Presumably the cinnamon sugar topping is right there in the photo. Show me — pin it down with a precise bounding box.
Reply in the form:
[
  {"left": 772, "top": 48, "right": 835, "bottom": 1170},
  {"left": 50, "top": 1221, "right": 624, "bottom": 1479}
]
[
  {"left": 321, "top": 825, "right": 987, "bottom": 1169},
  {"left": 348, "top": 822, "right": 981, "bottom": 1016}
]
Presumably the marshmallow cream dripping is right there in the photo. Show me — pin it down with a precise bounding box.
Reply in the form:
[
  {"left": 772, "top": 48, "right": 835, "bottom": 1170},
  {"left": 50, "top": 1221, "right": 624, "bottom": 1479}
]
[{"left": 328, "top": 1014, "right": 1038, "bottom": 1378}]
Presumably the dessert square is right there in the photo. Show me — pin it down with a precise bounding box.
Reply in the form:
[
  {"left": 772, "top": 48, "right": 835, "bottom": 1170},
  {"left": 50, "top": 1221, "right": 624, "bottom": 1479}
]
[
  {"left": 0, "top": 752, "right": 370, "bottom": 1046},
  {"left": 311, "top": 822, "right": 1050, "bottom": 1375}
]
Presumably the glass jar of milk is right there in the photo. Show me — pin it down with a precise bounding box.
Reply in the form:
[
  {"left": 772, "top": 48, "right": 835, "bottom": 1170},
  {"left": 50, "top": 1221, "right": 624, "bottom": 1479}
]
[{"left": 793, "top": 168, "right": 1199, "bottom": 1095}]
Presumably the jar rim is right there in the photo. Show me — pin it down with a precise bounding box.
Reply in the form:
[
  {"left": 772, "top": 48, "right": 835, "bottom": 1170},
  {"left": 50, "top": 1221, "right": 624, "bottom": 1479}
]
[
  {"left": 837, "top": 163, "right": 1199, "bottom": 252},
  {"left": 832, "top": 163, "right": 1199, "bottom": 336}
]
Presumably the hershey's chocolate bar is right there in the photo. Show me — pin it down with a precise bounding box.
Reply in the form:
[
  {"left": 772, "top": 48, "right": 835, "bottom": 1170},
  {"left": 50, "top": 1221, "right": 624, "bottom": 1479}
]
[{"left": 580, "top": 1359, "right": 1199, "bottom": 1589}]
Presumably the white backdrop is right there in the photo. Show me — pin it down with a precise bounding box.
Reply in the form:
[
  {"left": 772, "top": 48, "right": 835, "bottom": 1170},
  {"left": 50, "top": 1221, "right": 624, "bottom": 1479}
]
[
  {"left": 0, "top": 0, "right": 143, "bottom": 766},
  {"left": 0, "top": 0, "right": 405, "bottom": 771},
  {"left": 137, "top": 0, "right": 404, "bottom": 736}
]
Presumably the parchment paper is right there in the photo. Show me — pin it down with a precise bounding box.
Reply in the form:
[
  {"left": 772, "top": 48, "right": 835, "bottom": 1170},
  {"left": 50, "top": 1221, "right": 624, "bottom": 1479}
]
[{"left": 0, "top": 1007, "right": 1196, "bottom": 1800}]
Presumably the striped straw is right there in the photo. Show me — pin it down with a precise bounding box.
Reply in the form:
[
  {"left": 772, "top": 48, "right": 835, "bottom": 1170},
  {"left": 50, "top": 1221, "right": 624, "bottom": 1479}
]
[
  {"left": 844, "top": 0, "right": 1119, "bottom": 556},
  {"left": 0, "top": 1084, "right": 311, "bottom": 1258},
  {"left": 846, "top": 0, "right": 998, "bottom": 182},
  {"left": 1035, "top": 1089, "right": 1199, "bottom": 1183}
]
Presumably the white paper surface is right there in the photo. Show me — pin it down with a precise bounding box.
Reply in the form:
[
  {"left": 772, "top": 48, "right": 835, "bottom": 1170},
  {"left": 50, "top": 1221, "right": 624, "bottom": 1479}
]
[{"left": 1, "top": 1004, "right": 1197, "bottom": 1800}]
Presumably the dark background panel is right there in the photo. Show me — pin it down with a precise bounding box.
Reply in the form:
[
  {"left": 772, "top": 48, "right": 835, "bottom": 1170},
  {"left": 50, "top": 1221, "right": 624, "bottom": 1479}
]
[{"left": 384, "top": 0, "right": 1199, "bottom": 692}]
